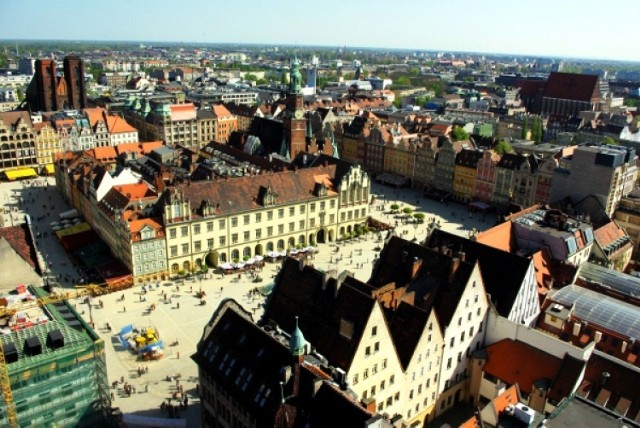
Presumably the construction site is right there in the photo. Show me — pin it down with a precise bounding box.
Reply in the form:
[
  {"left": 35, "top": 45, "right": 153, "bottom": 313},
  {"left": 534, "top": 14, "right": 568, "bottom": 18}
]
[{"left": 0, "top": 285, "right": 110, "bottom": 427}]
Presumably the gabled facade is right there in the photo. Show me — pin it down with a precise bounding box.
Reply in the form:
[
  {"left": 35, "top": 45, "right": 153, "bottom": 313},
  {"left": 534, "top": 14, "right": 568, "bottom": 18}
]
[
  {"left": 0, "top": 111, "right": 38, "bottom": 172},
  {"left": 433, "top": 138, "right": 459, "bottom": 193},
  {"left": 474, "top": 150, "right": 499, "bottom": 203},
  {"left": 453, "top": 149, "right": 484, "bottom": 203},
  {"left": 413, "top": 136, "right": 438, "bottom": 191}
]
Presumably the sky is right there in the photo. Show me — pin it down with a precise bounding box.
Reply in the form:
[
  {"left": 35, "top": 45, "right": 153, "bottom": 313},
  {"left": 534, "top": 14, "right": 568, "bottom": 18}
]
[{"left": 1, "top": 0, "right": 639, "bottom": 62}]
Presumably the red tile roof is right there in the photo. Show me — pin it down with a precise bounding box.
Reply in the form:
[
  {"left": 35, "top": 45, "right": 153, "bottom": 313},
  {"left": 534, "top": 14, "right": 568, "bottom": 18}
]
[
  {"left": 483, "top": 339, "right": 562, "bottom": 394},
  {"left": 106, "top": 115, "right": 137, "bottom": 134},
  {"left": 594, "top": 221, "right": 627, "bottom": 247},
  {"left": 0, "top": 225, "right": 39, "bottom": 272},
  {"left": 170, "top": 103, "right": 196, "bottom": 122}
]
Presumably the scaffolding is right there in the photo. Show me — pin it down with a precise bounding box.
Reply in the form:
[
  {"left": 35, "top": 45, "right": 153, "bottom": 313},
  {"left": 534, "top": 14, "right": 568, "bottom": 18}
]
[{"left": 0, "top": 286, "right": 109, "bottom": 427}]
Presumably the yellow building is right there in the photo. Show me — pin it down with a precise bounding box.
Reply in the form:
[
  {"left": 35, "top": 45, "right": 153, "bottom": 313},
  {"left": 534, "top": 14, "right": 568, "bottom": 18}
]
[
  {"left": 453, "top": 149, "right": 484, "bottom": 203},
  {"left": 34, "top": 121, "right": 61, "bottom": 168},
  {"left": 162, "top": 161, "right": 370, "bottom": 273}
]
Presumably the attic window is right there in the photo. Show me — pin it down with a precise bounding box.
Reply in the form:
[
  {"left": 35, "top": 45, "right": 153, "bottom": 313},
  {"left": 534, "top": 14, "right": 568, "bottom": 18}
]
[
  {"left": 262, "top": 186, "right": 277, "bottom": 207},
  {"left": 339, "top": 318, "right": 354, "bottom": 340}
]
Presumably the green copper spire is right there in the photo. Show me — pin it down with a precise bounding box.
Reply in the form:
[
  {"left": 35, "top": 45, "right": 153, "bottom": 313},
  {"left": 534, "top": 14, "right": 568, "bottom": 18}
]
[
  {"left": 290, "top": 316, "right": 306, "bottom": 357},
  {"left": 289, "top": 54, "right": 302, "bottom": 94}
]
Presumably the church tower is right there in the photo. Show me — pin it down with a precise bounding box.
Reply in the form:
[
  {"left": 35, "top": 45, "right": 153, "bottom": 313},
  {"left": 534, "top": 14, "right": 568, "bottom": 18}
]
[{"left": 282, "top": 55, "right": 307, "bottom": 159}]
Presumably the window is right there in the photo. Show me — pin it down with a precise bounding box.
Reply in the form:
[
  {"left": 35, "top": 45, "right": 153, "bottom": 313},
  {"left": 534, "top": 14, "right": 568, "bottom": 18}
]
[
  {"left": 447, "top": 358, "right": 452, "bottom": 369},
  {"left": 409, "top": 389, "right": 414, "bottom": 400},
  {"left": 371, "top": 386, "right": 376, "bottom": 396},
  {"left": 310, "top": 203, "right": 316, "bottom": 212},
  {"left": 330, "top": 200, "right": 335, "bottom": 208},
  {"left": 232, "top": 234, "right": 238, "bottom": 244},
  {"left": 363, "top": 369, "right": 369, "bottom": 380},
  {"left": 299, "top": 220, "right": 305, "bottom": 230},
  {"left": 207, "top": 222, "right": 213, "bottom": 232},
  {"left": 390, "top": 375, "right": 395, "bottom": 385},
  {"left": 278, "top": 225, "right": 284, "bottom": 234},
  {"left": 372, "top": 364, "right": 378, "bottom": 374},
  {"left": 194, "top": 241, "right": 201, "bottom": 252},
  {"left": 278, "top": 209, "right": 284, "bottom": 219},
  {"left": 169, "top": 229, "right": 176, "bottom": 239},
  {"left": 289, "top": 222, "right": 294, "bottom": 232},
  {"left": 170, "top": 246, "right": 177, "bottom": 257},
  {"left": 289, "top": 207, "right": 295, "bottom": 216},
  {"left": 299, "top": 205, "right": 305, "bottom": 214},
  {"left": 450, "top": 337, "right": 455, "bottom": 348},
  {"left": 267, "top": 226, "right": 273, "bottom": 236},
  {"left": 353, "top": 374, "right": 358, "bottom": 385},
  {"left": 458, "top": 352, "right": 462, "bottom": 362},
  {"left": 255, "top": 229, "right": 262, "bottom": 239},
  {"left": 207, "top": 238, "right": 214, "bottom": 249},
  {"left": 372, "top": 326, "right": 377, "bottom": 337},
  {"left": 320, "top": 201, "right": 326, "bottom": 210},
  {"left": 243, "top": 231, "right": 250, "bottom": 241},
  {"left": 474, "top": 294, "right": 479, "bottom": 303},
  {"left": 382, "top": 359, "right": 387, "bottom": 369},
  {"left": 477, "top": 307, "right": 481, "bottom": 316},
  {"left": 181, "top": 243, "right": 189, "bottom": 254},
  {"left": 479, "top": 321, "right": 483, "bottom": 332},
  {"left": 374, "top": 342, "right": 380, "bottom": 352},
  {"left": 181, "top": 226, "right": 188, "bottom": 237},
  {"left": 219, "top": 219, "right": 226, "bottom": 229},
  {"left": 255, "top": 213, "right": 261, "bottom": 222},
  {"left": 194, "top": 224, "right": 201, "bottom": 235},
  {"left": 458, "top": 317, "right": 462, "bottom": 326},
  {"left": 468, "top": 312, "right": 472, "bottom": 321},
  {"left": 365, "top": 346, "right": 371, "bottom": 357},
  {"left": 219, "top": 236, "right": 226, "bottom": 246},
  {"left": 461, "top": 331, "right": 465, "bottom": 342},
  {"left": 470, "top": 326, "right": 474, "bottom": 336},
  {"left": 243, "top": 215, "right": 250, "bottom": 225},
  {"left": 362, "top": 390, "right": 368, "bottom": 400},
  {"left": 380, "top": 380, "right": 385, "bottom": 391},
  {"left": 231, "top": 217, "right": 238, "bottom": 227},
  {"left": 267, "top": 210, "right": 273, "bottom": 220}
]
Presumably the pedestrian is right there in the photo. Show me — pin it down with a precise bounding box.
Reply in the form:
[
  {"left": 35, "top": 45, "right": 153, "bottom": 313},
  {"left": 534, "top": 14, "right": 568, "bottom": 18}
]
[
  {"left": 123, "top": 306, "right": 126, "bottom": 313},
  {"left": 177, "top": 351, "right": 180, "bottom": 359}
]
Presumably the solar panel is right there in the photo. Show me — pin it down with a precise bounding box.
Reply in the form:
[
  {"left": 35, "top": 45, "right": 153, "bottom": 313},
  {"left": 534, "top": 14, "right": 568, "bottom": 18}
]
[{"left": 551, "top": 285, "right": 640, "bottom": 341}]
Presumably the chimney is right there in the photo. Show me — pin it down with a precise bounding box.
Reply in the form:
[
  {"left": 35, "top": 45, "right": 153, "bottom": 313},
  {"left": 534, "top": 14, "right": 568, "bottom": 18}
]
[
  {"left": 362, "top": 397, "right": 376, "bottom": 413},
  {"left": 449, "top": 257, "right": 461, "bottom": 284}
]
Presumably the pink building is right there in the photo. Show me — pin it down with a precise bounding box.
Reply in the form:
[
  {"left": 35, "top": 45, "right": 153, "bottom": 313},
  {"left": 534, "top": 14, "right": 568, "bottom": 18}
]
[{"left": 474, "top": 150, "right": 500, "bottom": 202}]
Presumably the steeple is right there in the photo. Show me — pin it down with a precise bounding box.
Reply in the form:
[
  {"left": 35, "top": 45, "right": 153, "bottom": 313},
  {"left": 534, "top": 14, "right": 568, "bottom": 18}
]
[
  {"left": 289, "top": 316, "right": 306, "bottom": 357},
  {"left": 289, "top": 54, "right": 302, "bottom": 95}
]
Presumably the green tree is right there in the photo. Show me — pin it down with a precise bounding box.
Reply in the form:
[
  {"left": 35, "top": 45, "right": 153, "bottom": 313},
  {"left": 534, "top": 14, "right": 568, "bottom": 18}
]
[
  {"left": 531, "top": 116, "right": 543, "bottom": 142},
  {"left": 603, "top": 136, "right": 618, "bottom": 145},
  {"left": 392, "top": 97, "right": 403, "bottom": 109},
  {"left": 413, "top": 212, "right": 425, "bottom": 223},
  {"left": 521, "top": 116, "right": 529, "bottom": 139},
  {"left": 395, "top": 76, "right": 411, "bottom": 86},
  {"left": 403, "top": 207, "right": 414, "bottom": 215},
  {"left": 624, "top": 98, "right": 639, "bottom": 107},
  {"left": 494, "top": 140, "right": 514, "bottom": 155},
  {"left": 452, "top": 126, "right": 469, "bottom": 141},
  {"left": 244, "top": 73, "right": 258, "bottom": 82}
]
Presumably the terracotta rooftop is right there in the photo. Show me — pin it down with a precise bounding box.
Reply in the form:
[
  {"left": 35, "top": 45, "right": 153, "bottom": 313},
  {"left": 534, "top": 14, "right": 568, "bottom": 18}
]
[
  {"left": 0, "top": 224, "right": 39, "bottom": 273},
  {"left": 170, "top": 103, "right": 197, "bottom": 122},
  {"left": 483, "top": 339, "right": 563, "bottom": 395},
  {"left": 212, "top": 104, "right": 233, "bottom": 118},
  {"left": 544, "top": 72, "right": 600, "bottom": 102},
  {"left": 106, "top": 115, "right": 137, "bottom": 134}
]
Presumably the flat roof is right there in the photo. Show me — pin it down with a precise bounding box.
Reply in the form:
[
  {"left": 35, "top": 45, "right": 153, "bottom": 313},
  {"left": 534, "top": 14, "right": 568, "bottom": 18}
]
[{"left": 578, "top": 262, "right": 640, "bottom": 299}]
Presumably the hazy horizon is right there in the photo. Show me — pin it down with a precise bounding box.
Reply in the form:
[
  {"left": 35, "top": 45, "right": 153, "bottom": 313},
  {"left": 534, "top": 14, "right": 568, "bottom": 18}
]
[{"left": 2, "top": 0, "right": 639, "bottom": 63}]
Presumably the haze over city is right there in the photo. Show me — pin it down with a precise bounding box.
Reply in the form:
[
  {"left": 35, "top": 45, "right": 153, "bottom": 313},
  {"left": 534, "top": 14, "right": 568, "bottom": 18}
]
[{"left": 2, "top": 0, "right": 639, "bottom": 62}]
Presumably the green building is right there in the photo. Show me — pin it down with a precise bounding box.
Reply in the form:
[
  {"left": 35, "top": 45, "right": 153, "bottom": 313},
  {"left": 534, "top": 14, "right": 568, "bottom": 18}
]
[{"left": 0, "top": 287, "right": 109, "bottom": 427}]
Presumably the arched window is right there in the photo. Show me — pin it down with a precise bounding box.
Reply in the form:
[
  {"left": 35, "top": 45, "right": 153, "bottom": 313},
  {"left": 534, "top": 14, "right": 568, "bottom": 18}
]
[
  {"left": 298, "top": 235, "right": 305, "bottom": 245},
  {"left": 243, "top": 247, "right": 251, "bottom": 258},
  {"left": 277, "top": 239, "right": 285, "bottom": 250},
  {"left": 266, "top": 242, "right": 274, "bottom": 252},
  {"left": 231, "top": 249, "right": 240, "bottom": 261}
]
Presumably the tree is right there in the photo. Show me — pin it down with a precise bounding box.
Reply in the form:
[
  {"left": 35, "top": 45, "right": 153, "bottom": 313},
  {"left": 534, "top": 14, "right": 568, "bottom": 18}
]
[
  {"left": 452, "top": 126, "right": 469, "bottom": 141},
  {"left": 531, "top": 116, "right": 543, "bottom": 142},
  {"left": 403, "top": 207, "right": 414, "bottom": 215},
  {"left": 494, "top": 140, "right": 514, "bottom": 155},
  {"left": 413, "top": 212, "right": 425, "bottom": 223},
  {"left": 603, "top": 136, "right": 618, "bottom": 145},
  {"left": 521, "top": 116, "right": 529, "bottom": 139},
  {"left": 244, "top": 73, "right": 258, "bottom": 82},
  {"left": 395, "top": 76, "right": 411, "bottom": 86},
  {"left": 392, "top": 97, "right": 403, "bottom": 109},
  {"left": 624, "top": 98, "right": 639, "bottom": 107},
  {"left": 390, "top": 204, "right": 400, "bottom": 213}
]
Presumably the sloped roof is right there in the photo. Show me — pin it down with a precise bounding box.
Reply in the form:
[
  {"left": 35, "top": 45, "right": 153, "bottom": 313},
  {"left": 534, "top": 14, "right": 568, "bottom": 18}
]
[
  {"left": 175, "top": 166, "right": 338, "bottom": 217},
  {"left": 262, "top": 258, "right": 377, "bottom": 370},
  {"left": 427, "top": 229, "right": 532, "bottom": 318},
  {"left": 212, "top": 104, "right": 233, "bottom": 118},
  {"left": 82, "top": 107, "right": 107, "bottom": 127},
  {"left": 106, "top": 115, "right": 137, "bottom": 134},
  {"left": 0, "top": 224, "right": 39, "bottom": 272},
  {"left": 483, "top": 339, "right": 563, "bottom": 394},
  {"left": 386, "top": 302, "right": 430, "bottom": 370},
  {"left": 593, "top": 221, "right": 628, "bottom": 248},
  {"left": 170, "top": 103, "right": 197, "bottom": 122},
  {"left": 0, "top": 111, "right": 33, "bottom": 129},
  {"left": 129, "top": 217, "right": 165, "bottom": 241},
  {"left": 544, "top": 72, "right": 599, "bottom": 102}
]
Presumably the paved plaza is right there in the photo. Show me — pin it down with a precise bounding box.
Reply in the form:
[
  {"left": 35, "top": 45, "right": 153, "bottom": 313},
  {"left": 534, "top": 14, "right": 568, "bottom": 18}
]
[{"left": 0, "top": 178, "right": 492, "bottom": 425}]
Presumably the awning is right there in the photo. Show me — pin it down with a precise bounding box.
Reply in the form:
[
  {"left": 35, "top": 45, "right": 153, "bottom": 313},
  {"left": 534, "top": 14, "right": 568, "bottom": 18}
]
[
  {"left": 44, "top": 164, "right": 55, "bottom": 175},
  {"left": 5, "top": 168, "right": 38, "bottom": 180}
]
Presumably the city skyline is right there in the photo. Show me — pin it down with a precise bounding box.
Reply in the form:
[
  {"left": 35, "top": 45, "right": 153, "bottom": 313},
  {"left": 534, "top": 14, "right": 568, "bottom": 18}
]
[{"left": 1, "top": 0, "right": 639, "bottom": 63}]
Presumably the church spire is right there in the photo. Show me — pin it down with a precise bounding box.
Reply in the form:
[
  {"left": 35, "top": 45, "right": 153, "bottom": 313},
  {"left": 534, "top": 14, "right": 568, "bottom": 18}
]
[
  {"left": 289, "top": 54, "right": 302, "bottom": 95},
  {"left": 289, "top": 316, "right": 306, "bottom": 357}
]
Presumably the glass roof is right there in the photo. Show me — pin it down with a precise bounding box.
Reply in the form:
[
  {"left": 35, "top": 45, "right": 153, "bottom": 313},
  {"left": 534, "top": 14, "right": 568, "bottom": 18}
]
[
  {"left": 551, "top": 285, "right": 640, "bottom": 341},
  {"left": 579, "top": 262, "right": 640, "bottom": 298}
]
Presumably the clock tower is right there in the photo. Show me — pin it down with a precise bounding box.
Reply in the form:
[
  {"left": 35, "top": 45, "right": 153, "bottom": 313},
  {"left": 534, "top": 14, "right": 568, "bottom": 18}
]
[{"left": 282, "top": 55, "right": 307, "bottom": 159}]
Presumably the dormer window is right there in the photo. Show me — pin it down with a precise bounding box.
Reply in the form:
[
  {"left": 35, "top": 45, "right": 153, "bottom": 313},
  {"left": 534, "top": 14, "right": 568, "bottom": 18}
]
[
  {"left": 171, "top": 202, "right": 181, "bottom": 219},
  {"left": 314, "top": 183, "right": 328, "bottom": 197},
  {"left": 260, "top": 186, "right": 278, "bottom": 207}
]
